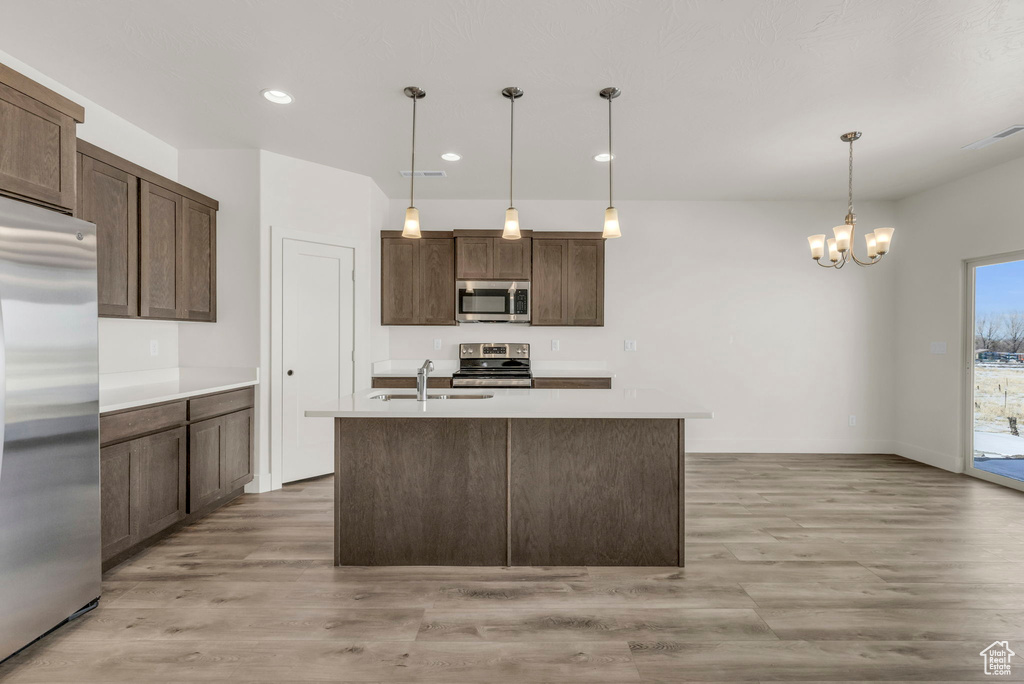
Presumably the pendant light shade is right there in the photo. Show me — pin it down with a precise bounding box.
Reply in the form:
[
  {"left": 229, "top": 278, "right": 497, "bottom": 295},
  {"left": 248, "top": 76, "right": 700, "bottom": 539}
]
[
  {"left": 503, "top": 207, "right": 521, "bottom": 240},
  {"left": 600, "top": 87, "right": 622, "bottom": 239},
  {"left": 402, "top": 86, "right": 425, "bottom": 239},
  {"left": 402, "top": 207, "right": 421, "bottom": 239},
  {"left": 501, "top": 87, "right": 524, "bottom": 240},
  {"left": 603, "top": 207, "right": 621, "bottom": 239}
]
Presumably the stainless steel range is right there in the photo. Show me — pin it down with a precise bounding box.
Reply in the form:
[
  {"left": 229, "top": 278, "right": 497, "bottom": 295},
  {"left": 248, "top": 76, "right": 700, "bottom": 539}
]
[{"left": 451, "top": 343, "right": 532, "bottom": 388}]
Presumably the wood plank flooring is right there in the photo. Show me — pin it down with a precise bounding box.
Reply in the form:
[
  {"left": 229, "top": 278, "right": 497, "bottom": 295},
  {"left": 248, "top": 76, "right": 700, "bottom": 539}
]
[{"left": 4, "top": 452, "right": 1024, "bottom": 681}]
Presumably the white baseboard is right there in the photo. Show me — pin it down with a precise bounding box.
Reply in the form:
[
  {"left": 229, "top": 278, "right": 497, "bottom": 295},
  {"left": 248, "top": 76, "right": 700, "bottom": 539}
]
[
  {"left": 685, "top": 438, "right": 898, "bottom": 455},
  {"left": 245, "top": 472, "right": 276, "bottom": 494},
  {"left": 892, "top": 441, "right": 962, "bottom": 473}
]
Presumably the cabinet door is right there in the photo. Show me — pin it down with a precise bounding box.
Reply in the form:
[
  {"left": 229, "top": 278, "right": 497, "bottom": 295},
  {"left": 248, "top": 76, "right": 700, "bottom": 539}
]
[
  {"left": 133, "top": 427, "right": 187, "bottom": 539},
  {"left": 188, "top": 416, "right": 225, "bottom": 512},
  {"left": 100, "top": 442, "right": 135, "bottom": 560},
  {"left": 78, "top": 154, "right": 138, "bottom": 317},
  {"left": 0, "top": 80, "right": 76, "bottom": 211},
  {"left": 140, "top": 180, "right": 185, "bottom": 319},
  {"left": 417, "top": 238, "right": 456, "bottom": 325},
  {"left": 531, "top": 239, "right": 569, "bottom": 325},
  {"left": 381, "top": 238, "right": 417, "bottom": 324},
  {"left": 182, "top": 199, "right": 217, "bottom": 322},
  {"left": 567, "top": 239, "right": 605, "bottom": 326},
  {"left": 493, "top": 237, "right": 532, "bottom": 280},
  {"left": 455, "top": 237, "right": 493, "bottom": 279},
  {"left": 222, "top": 409, "right": 254, "bottom": 492}
]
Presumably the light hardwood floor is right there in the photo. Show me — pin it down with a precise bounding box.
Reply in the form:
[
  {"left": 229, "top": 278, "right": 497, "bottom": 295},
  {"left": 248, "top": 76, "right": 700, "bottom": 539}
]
[{"left": 4, "top": 453, "right": 1024, "bottom": 681}]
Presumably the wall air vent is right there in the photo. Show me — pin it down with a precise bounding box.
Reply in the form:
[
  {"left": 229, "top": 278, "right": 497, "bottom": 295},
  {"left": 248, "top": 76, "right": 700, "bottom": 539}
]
[
  {"left": 399, "top": 170, "right": 447, "bottom": 178},
  {"left": 962, "top": 125, "right": 1024, "bottom": 150}
]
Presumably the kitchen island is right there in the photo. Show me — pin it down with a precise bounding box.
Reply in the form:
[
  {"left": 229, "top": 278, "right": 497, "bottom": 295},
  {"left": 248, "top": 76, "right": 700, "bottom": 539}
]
[{"left": 306, "top": 388, "right": 712, "bottom": 567}]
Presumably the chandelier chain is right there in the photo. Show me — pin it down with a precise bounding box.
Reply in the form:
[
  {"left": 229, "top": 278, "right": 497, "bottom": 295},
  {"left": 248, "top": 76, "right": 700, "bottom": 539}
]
[{"left": 848, "top": 139, "right": 854, "bottom": 217}]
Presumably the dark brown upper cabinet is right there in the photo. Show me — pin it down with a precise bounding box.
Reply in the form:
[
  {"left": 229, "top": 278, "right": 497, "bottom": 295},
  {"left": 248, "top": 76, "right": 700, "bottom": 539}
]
[
  {"left": 456, "top": 236, "right": 531, "bottom": 280},
  {"left": 78, "top": 155, "right": 138, "bottom": 317},
  {"left": 531, "top": 237, "right": 605, "bottom": 326},
  {"left": 381, "top": 234, "right": 456, "bottom": 325},
  {"left": 140, "top": 180, "right": 185, "bottom": 319},
  {"left": 183, "top": 199, "right": 216, "bottom": 322},
  {"left": 78, "top": 140, "right": 218, "bottom": 323},
  {"left": 0, "top": 62, "right": 84, "bottom": 213}
]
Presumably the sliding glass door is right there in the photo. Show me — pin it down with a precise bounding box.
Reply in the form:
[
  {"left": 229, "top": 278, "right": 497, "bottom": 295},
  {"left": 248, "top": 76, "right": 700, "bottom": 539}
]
[{"left": 966, "top": 253, "right": 1024, "bottom": 489}]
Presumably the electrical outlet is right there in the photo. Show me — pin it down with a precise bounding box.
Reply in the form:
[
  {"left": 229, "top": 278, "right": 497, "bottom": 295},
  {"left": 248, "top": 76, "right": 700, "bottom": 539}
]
[
  {"left": 624, "top": 340, "right": 638, "bottom": 352},
  {"left": 149, "top": 339, "right": 159, "bottom": 356},
  {"left": 849, "top": 415, "right": 857, "bottom": 427},
  {"left": 433, "top": 338, "right": 442, "bottom": 351},
  {"left": 551, "top": 340, "right": 560, "bottom": 351},
  {"left": 930, "top": 342, "right": 947, "bottom": 355}
]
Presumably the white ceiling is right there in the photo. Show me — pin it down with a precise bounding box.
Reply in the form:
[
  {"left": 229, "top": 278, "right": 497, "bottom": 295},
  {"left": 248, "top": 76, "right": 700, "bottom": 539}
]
[{"left": 2, "top": 0, "right": 1023, "bottom": 201}]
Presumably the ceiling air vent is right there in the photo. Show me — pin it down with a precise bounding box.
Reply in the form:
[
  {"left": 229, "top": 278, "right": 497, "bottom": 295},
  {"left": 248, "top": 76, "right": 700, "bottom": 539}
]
[
  {"left": 399, "top": 170, "right": 447, "bottom": 178},
  {"left": 962, "top": 125, "right": 1024, "bottom": 150}
]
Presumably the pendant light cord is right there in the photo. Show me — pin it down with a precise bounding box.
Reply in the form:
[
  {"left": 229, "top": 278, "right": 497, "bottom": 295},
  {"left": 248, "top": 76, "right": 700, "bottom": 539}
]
[
  {"left": 608, "top": 95, "right": 613, "bottom": 207},
  {"left": 410, "top": 95, "right": 417, "bottom": 207},
  {"left": 509, "top": 94, "right": 515, "bottom": 207}
]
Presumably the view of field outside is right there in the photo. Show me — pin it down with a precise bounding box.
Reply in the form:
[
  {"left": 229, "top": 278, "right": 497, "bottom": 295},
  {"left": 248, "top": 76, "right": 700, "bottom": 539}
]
[{"left": 973, "top": 259, "right": 1024, "bottom": 481}]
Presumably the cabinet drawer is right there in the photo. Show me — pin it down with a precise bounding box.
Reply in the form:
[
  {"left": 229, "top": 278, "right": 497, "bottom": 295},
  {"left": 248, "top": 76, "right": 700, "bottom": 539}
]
[
  {"left": 532, "top": 377, "right": 612, "bottom": 390},
  {"left": 101, "top": 401, "right": 187, "bottom": 445},
  {"left": 189, "top": 387, "right": 255, "bottom": 421}
]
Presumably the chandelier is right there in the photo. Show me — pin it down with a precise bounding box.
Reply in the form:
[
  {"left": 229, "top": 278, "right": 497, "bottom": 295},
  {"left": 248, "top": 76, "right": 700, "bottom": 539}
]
[{"left": 807, "top": 132, "right": 894, "bottom": 268}]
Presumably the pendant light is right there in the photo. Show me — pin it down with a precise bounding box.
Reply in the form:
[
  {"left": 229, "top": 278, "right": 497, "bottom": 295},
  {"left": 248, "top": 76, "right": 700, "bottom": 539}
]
[
  {"left": 807, "top": 132, "right": 895, "bottom": 268},
  {"left": 501, "top": 86, "right": 523, "bottom": 240},
  {"left": 402, "top": 86, "right": 425, "bottom": 238},
  {"left": 599, "top": 87, "right": 622, "bottom": 238}
]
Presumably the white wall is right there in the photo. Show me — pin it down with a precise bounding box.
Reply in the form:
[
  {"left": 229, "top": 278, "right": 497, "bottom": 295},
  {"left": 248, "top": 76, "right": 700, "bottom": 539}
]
[
  {"left": 0, "top": 49, "right": 181, "bottom": 373},
  {"left": 385, "top": 198, "right": 901, "bottom": 453},
  {"left": 258, "top": 151, "right": 387, "bottom": 490},
  {"left": 893, "top": 155, "right": 1024, "bottom": 472}
]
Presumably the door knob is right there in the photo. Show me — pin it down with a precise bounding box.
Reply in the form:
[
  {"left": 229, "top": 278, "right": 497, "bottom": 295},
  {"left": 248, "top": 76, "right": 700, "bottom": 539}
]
[{"left": 287, "top": 370, "right": 294, "bottom": 376}]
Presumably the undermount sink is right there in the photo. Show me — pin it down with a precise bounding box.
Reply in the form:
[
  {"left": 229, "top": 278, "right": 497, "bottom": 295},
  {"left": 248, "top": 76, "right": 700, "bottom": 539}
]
[{"left": 371, "top": 393, "right": 494, "bottom": 401}]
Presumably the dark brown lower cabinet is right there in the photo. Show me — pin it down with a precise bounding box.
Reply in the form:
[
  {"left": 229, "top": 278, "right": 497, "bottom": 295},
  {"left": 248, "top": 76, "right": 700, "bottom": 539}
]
[
  {"left": 99, "top": 427, "right": 186, "bottom": 560},
  {"left": 531, "top": 377, "right": 612, "bottom": 390},
  {"left": 135, "top": 428, "right": 188, "bottom": 539},
  {"left": 99, "top": 389, "right": 255, "bottom": 568},
  {"left": 371, "top": 376, "right": 452, "bottom": 389},
  {"left": 188, "top": 408, "right": 254, "bottom": 512}
]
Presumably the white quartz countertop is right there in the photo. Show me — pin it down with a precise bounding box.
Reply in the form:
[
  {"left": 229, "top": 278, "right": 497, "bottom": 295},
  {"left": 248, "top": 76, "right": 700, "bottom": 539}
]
[
  {"left": 369, "top": 369, "right": 615, "bottom": 378},
  {"left": 100, "top": 367, "right": 259, "bottom": 413},
  {"left": 306, "top": 388, "right": 711, "bottom": 420}
]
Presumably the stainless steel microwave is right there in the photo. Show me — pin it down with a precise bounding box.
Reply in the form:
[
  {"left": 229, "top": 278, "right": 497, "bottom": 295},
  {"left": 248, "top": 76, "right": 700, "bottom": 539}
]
[{"left": 456, "top": 281, "right": 530, "bottom": 323}]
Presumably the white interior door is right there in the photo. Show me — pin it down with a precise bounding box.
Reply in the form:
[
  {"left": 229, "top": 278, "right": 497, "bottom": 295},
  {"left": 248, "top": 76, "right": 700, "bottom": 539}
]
[{"left": 282, "top": 238, "right": 354, "bottom": 483}]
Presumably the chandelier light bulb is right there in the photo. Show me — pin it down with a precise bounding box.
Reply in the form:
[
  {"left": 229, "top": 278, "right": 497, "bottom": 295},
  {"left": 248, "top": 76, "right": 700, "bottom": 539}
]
[
  {"left": 827, "top": 238, "right": 840, "bottom": 263},
  {"left": 874, "top": 227, "right": 895, "bottom": 255},
  {"left": 865, "top": 233, "right": 878, "bottom": 259},
  {"left": 807, "top": 234, "right": 826, "bottom": 260}
]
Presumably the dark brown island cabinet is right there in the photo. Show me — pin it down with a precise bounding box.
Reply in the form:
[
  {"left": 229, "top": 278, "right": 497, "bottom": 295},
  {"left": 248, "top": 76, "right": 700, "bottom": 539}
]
[
  {"left": 381, "top": 230, "right": 604, "bottom": 327},
  {"left": 370, "top": 376, "right": 611, "bottom": 389},
  {"left": 0, "top": 62, "right": 84, "bottom": 213},
  {"left": 77, "top": 139, "right": 218, "bottom": 322},
  {"left": 99, "top": 387, "right": 254, "bottom": 569}
]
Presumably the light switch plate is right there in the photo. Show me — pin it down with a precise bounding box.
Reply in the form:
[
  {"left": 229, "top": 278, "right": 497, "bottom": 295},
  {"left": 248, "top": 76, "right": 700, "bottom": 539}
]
[
  {"left": 624, "top": 340, "right": 638, "bottom": 352},
  {"left": 551, "top": 340, "right": 560, "bottom": 351},
  {"left": 849, "top": 415, "right": 857, "bottom": 427},
  {"left": 149, "top": 339, "right": 159, "bottom": 356},
  {"left": 930, "top": 342, "right": 947, "bottom": 355},
  {"left": 433, "top": 338, "right": 442, "bottom": 350}
]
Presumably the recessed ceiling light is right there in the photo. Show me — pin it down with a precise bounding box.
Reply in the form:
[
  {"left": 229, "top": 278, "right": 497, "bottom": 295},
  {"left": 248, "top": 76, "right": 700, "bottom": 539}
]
[
  {"left": 441, "top": 152, "right": 462, "bottom": 161},
  {"left": 594, "top": 153, "right": 614, "bottom": 162},
  {"left": 261, "top": 89, "right": 293, "bottom": 104}
]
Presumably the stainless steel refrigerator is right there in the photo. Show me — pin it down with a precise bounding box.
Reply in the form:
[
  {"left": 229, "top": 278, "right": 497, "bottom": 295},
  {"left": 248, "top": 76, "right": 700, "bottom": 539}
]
[{"left": 0, "top": 197, "right": 100, "bottom": 661}]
